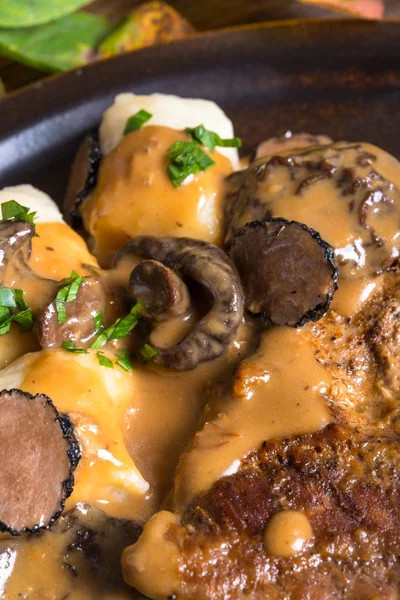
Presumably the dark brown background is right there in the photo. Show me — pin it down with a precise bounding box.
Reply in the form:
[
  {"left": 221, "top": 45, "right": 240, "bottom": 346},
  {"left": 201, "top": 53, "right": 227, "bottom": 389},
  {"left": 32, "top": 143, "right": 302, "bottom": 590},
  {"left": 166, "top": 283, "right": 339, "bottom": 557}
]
[{"left": 0, "top": 0, "right": 399, "bottom": 92}]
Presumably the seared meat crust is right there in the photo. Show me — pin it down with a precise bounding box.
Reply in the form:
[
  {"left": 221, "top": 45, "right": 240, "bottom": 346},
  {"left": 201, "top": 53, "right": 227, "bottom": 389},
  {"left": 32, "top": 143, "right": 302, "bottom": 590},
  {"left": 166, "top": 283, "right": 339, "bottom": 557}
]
[
  {"left": 161, "top": 274, "right": 400, "bottom": 600},
  {"left": 175, "top": 424, "right": 400, "bottom": 600}
]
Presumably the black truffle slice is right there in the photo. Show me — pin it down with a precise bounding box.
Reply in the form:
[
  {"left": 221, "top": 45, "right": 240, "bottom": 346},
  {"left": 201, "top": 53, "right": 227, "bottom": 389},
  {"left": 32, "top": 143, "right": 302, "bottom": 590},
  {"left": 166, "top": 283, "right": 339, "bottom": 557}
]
[
  {"left": 129, "top": 259, "right": 190, "bottom": 321},
  {"left": 229, "top": 219, "right": 338, "bottom": 327},
  {"left": 37, "top": 276, "right": 106, "bottom": 348},
  {"left": 64, "top": 130, "right": 101, "bottom": 226},
  {"left": 0, "top": 389, "right": 80, "bottom": 536}
]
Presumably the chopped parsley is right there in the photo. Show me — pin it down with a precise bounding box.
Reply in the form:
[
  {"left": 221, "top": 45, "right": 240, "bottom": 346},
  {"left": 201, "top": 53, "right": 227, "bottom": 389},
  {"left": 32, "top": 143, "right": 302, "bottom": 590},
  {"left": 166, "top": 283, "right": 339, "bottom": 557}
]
[
  {"left": 94, "top": 312, "right": 103, "bottom": 333},
  {"left": 140, "top": 343, "right": 158, "bottom": 363},
  {"left": 186, "top": 124, "right": 242, "bottom": 152},
  {"left": 0, "top": 307, "right": 33, "bottom": 336},
  {"left": 167, "top": 141, "right": 215, "bottom": 188},
  {"left": 96, "top": 351, "right": 113, "bottom": 368},
  {"left": 55, "top": 271, "right": 84, "bottom": 324},
  {"left": 61, "top": 341, "right": 88, "bottom": 354},
  {"left": 0, "top": 287, "right": 28, "bottom": 310},
  {"left": 0, "top": 287, "right": 33, "bottom": 336},
  {"left": 115, "top": 350, "right": 134, "bottom": 372},
  {"left": 91, "top": 302, "right": 144, "bottom": 350},
  {"left": 1, "top": 200, "right": 37, "bottom": 226},
  {"left": 123, "top": 109, "right": 152, "bottom": 135}
]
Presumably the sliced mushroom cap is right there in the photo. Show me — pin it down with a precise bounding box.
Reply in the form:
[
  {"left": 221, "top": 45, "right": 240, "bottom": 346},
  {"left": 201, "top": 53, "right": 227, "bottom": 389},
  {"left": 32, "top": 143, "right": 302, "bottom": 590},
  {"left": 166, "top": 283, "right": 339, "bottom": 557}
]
[
  {"left": 37, "top": 276, "right": 106, "bottom": 348},
  {"left": 229, "top": 219, "right": 338, "bottom": 327},
  {"left": 129, "top": 259, "right": 190, "bottom": 321},
  {"left": 0, "top": 389, "right": 80, "bottom": 535},
  {"left": 0, "top": 221, "right": 34, "bottom": 284},
  {"left": 64, "top": 131, "right": 101, "bottom": 226},
  {"left": 116, "top": 236, "right": 244, "bottom": 370}
]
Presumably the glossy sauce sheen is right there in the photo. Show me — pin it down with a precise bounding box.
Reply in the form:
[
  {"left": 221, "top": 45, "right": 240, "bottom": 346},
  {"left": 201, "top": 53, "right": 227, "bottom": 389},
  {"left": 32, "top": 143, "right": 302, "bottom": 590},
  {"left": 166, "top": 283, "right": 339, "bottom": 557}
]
[
  {"left": 0, "top": 216, "right": 255, "bottom": 598},
  {"left": 227, "top": 143, "right": 400, "bottom": 318},
  {"left": 2, "top": 138, "right": 400, "bottom": 599},
  {"left": 81, "top": 126, "right": 232, "bottom": 266}
]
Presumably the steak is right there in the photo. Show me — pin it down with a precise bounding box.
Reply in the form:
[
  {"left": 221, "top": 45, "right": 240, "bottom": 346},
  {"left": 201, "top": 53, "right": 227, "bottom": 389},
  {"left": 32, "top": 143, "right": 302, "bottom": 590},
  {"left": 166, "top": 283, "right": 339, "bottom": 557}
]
[{"left": 123, "top": 271, "right": 400, "bottom": 599}]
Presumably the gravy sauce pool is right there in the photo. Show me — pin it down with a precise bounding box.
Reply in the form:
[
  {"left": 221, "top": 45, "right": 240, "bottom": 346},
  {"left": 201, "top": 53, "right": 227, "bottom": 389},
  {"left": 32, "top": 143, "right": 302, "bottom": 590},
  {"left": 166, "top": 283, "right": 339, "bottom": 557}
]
[{"left": 173, "top": 327, "right": 332, "bottom": 508}]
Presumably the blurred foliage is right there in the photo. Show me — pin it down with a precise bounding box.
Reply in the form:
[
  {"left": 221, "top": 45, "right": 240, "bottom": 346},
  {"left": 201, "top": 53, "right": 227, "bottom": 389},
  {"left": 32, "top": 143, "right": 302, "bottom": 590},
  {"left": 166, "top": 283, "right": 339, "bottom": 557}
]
[
  {"left": 0, "top": 0, "right": 92, "bottom": 28},
  {"left": 297, "top": 0, "right": 384, "bottom": 18},
  {"left": 0, "top": 76, "right": 4, "bottom": 97},
  {"left": 99, "top": 1, "right": 193, "bottom": 57},
  {"left": 0, "top": 12, "right": 111, "bottom": 73},
  {"left": 0, "top": 0, "right": 386, "bottom": 97}
]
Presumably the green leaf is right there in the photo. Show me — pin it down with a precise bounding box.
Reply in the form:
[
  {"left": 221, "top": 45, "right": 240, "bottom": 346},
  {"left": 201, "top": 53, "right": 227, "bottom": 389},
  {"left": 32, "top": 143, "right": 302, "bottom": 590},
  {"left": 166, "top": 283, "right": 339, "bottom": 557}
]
[
  {"left": 124, "top": 110, "right": 152, "bottom": 135},
  {"left": 0, "top": 0, "right": 92, "bottom": 28},
  {"left": 61, "top": 341, "right": 88, "bottom": 354},
  {"left": 140, "top": 343, "right": 158, "bottom": 363},
  {"left": 115, "top": 350, "right": 134, "bottom": 372},
  {"left": 186, "top": 124, "right": 242, "bottom": 152},
  {"left": 55, "top": 271, "right": 84, "bottom": 324},
  {"left": 91, "top": 303, "right": 144, "bottom": 350},
  {"left": 0, "top": 288, "right": 27, "bottom": 309},
  {"left": 96, "top": 351, "right": 113, "bottom": 368},
  {"left": 0, "top": 306, "right": 33, "bottom": 335},
  {"left": 1, "top": 199, "right": 36, "bottom": 225},
  {"left": 0, "top": 13, "right": 111, "bottom": 73},
  {"left": 167, "top": 141, "right": 215, "bottom": 188},
  {"left": 98, "top": 1, "right": 193, "bottom": 58},
  {"left": 94, "top": 312, "right": 103, "bottom": 333}
]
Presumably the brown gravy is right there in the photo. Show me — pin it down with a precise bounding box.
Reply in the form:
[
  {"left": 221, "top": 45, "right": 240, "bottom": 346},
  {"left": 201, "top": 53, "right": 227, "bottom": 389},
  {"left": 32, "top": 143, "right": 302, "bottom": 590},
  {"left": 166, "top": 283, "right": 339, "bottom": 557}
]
[
  {"left": 2, "top": 138, "right": 400, "bottom": 599},
  {"left": 81, "top": 126, "right": 232, "bottom": 266}
]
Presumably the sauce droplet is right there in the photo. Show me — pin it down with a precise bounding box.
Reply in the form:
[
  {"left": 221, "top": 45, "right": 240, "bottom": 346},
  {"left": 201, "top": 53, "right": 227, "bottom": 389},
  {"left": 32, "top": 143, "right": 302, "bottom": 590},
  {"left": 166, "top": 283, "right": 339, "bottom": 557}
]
[{"left": 264, "top": 510, "right": 313, "bottom": 558}]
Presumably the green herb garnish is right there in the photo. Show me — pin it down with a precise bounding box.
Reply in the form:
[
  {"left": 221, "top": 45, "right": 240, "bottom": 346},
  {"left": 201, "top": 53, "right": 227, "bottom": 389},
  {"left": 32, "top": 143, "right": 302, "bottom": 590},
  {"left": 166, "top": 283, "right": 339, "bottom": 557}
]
[
  {"left": 115, "top": 350, "right": 134, "bottom": 372},
  {"left": 186, "top": 124, "right": 242, "bottom": 152},
  {"left": 55, "top": 271, "right": 84, "bottom": 324},
  {"left": 0, "top": 287, "right": 33, "bottom": 336},
  {"left": 0, "top": 307, "right": 33, "bottom": 335},
  {"left": 91, "top": 302, "right": 144, "bottom": 350},
  {"left": 140, "top": 343, "right": 158, "bottom": 363},
  {"left": 1, "top": 200, "right": 37, "bottom": 226},
  {"left": 167, "top": 141, "right": 215, "bottom": 188},
  {"left": 94, "top": 312, "right": 103, "bottom": 333},
  {"left": 123, "top": 109, "right": 152, "bottom": 135},
  {"left": 96, "top": 351, "right": 113, "bottom": 368},
  {"left": 0, "top": 288, "right": 28, "bottom": 310},
  {"left": 61, "top": 340, "right": 88, "bottom": 354}
]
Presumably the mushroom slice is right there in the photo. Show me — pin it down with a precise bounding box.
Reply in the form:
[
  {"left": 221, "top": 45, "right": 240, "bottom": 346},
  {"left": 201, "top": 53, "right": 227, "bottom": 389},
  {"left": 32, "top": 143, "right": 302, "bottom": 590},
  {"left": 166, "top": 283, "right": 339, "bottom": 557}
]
[
  {"left": 129, "top": 259, "right": 190, "bottom": 321},
  {"left": 229, "top": 219, "right": 338, "bottom": 327},
  {"left": 255, "top": 132, "right": 333, "bottom": 159},
  {"left": 0, "top": 220, "right": 34, "bottom": 284},
  {"left": 0, "top": 389, "right": 80, "bottom": 535},
  {"left": 37, "top": 276, "right": 106, "bottom": 348},
  {"left": 116, "top": 236, "right": 244, "bottom": 370},
  {"left": 64, "top": 131, "right": 101, "bottom": 226}
]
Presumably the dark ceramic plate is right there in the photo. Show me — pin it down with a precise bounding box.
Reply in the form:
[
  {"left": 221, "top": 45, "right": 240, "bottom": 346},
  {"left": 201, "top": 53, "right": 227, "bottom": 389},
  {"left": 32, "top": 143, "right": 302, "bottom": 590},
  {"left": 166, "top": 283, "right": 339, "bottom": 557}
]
[{"left": 1, "top": 20, "right": 400, "bottom": 203}]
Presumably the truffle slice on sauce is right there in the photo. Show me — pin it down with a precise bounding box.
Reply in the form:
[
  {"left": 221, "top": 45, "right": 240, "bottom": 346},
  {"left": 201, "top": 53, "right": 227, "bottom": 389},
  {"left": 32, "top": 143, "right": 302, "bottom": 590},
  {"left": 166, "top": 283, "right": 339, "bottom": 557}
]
[
  {"left": 0, "top": 389, "right": 80, "bottom": 535},
  {"left": 229, "top": 219, "right": 338, "bottom": 327}
]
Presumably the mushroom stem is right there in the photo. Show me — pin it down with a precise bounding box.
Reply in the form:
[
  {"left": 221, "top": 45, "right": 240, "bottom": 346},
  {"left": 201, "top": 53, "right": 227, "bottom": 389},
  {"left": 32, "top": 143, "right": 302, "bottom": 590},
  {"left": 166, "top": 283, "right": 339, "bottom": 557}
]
[
  {"left": 116, "top": 236, "right": 244, "bottom": 370},
  {"left": 129, "top": 259, "right": 190, "bottom": 321}
]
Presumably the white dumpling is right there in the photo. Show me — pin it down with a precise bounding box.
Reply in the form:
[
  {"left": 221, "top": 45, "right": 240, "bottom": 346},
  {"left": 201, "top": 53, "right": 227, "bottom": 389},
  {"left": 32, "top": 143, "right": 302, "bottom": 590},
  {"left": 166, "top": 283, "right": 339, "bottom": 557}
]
[
  {"left": 0, "top": 184, "right": 64, "bottom": 223},
  {"left": 100, "top": 92, "right": 240, "bottom": 169}
]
